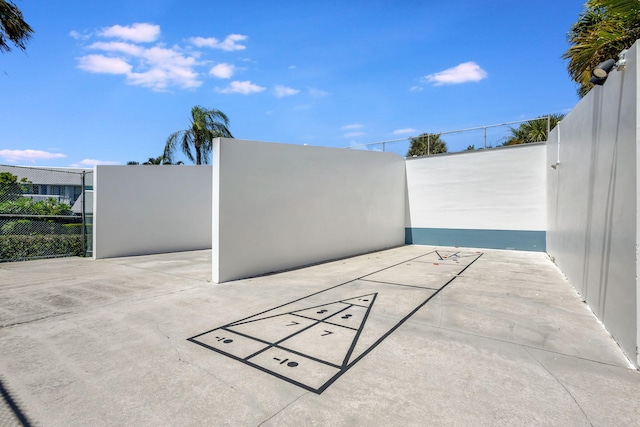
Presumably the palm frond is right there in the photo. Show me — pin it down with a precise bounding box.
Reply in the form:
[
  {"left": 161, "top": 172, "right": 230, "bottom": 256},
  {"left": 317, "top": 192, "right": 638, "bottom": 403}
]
[{"left": 563, "top": 0, "right": 640, "bottom": 96}]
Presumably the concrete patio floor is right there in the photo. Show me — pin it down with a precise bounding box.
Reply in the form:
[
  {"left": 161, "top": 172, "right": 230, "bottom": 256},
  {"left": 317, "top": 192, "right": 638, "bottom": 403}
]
[{"left": 0, "top": 245, "right": 638, "bottom": 426}]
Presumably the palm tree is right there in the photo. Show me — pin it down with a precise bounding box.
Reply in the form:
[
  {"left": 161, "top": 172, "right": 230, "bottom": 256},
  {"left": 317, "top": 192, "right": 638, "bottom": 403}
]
[
  {"left": 406, "top": 133, "right": 448, "bottom": 157},
  {"left": 503, "top": 114, "right": 565, "bottom": 146},
  {"left": 127, "top": 155, "right": 183, "bottom": 165},
  {"left": 143, "top": 155, "right": 165, "bottom": 165},
  {"left": 0, "top": 0, "right": 34, "bottom": 53},
  {"left": 143, "top": 155, "right": 183, "bottom": 165},
  {"left": 562, "top": 0, "right": 640, "bottom": 97},
  {"left": 164, "top": 106, "right": 233, "bottom": 165}
]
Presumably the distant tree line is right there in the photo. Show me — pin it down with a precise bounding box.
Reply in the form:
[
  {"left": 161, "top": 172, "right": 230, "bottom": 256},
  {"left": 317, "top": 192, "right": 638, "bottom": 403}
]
[
  {"left": 502, "top": 114, "right": 565, "bottom": 146},
  {"left": 406, "top": 114, "right": 565, "bottom": 157}
]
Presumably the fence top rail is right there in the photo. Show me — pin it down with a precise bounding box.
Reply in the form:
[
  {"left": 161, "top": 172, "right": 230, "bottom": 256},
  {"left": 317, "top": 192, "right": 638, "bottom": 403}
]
[
  {"left": 0, "top": 164, "right": 92, "bottom": 175},
  {"left": 0, "top": 214, "right": 81, "bottom": 220},
  {"left": 345, "top": 116, "right": 550, "bottom": 149}
]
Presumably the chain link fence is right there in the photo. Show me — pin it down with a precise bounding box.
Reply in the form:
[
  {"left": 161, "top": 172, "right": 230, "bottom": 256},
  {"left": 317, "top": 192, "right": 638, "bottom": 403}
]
[
  {"left": 347, "top": 117, "right": 552, "bottom": 156},
  {"left": 0, "top": 165, "right": 93, "bottom": 262}
]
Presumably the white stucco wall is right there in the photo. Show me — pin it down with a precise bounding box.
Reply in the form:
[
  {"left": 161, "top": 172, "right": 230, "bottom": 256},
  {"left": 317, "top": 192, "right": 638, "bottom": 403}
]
[
  {"left": 405, "top": 144, "right": 547, "bottom": 250},
  {"left": 212, "top": 139, "right": 406, "bottom": 283},
  {"left": 93, "top": 165, "right": 212, "bottom": 259},
  {"left": 547, "top": 41, "right": 638, "bottom": 366}
]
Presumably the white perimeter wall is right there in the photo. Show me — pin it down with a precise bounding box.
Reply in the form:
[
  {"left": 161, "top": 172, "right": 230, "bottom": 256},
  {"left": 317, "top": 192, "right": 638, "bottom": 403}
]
[
  {"left": 212, "top": 139, "right": 405, "bottom": 283},
  {"left": 547, "top": 41, "right": 639, "bottom": 366},
  {"left": 93, "top": 165, "right": 212, "bottom": 259},
  {"left": 406, "top": 144, "right": 546, "bottom": 235}
]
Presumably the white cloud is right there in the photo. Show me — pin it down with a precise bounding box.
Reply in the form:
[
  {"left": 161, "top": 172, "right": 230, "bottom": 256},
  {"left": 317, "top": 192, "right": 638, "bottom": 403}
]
[
  {"left": 189, "top": 34, "right": 248, "bottom": 51},
  {"left": 71, "top": 159, "right": 120, "bottom": 167},
  {"left": 129, "top": 46, "right": 200, "bottom": 90},
  {"left": 0, "top": 149, "right": 67, "bottom": 164},
  {"left": 69, "top": 30, "right": 91, "bottom": 41},
  {"left": 75, "top": 24, "right": 249, "bottom": 91},
  {"left": 128, "top": 67, "right": 201, "bottom": 90},
  {"left": 98, "top": 23, "right": 160, "bottom": 43},
  {"left": 209, "top": 63, "right": 235, "bottom": 79},
  {"left": 78, "top": 39, "right": 202, "bottom": 90},
  {"left": 342, "top": 131, "right": 366, "bottom": 138},
  {"left": 77, "top": 54, "right": 132, "bottom": 74},
  {"left": 393, "top": 128, "right": 417, "bottom": 135},
  {"left": 217, "top": 80, "right": 265, "bottom": 94},
  {"left": 308, "top": 87, "right": 330, "bottom": 97},
  {"left": 341, "top": 124, "right": 363, "bottom": 130},
  {"left": 274, "top": 85, "right": 300, "bottom": 97},
  {"left": 88, "top": 41, "right": 144, "bottom": 56},
  {"left": 409, "top": 86, "right": 423, "bottom": 92},
  {"left": 424, "top": 61, "right": 488, "bottom": 86}
]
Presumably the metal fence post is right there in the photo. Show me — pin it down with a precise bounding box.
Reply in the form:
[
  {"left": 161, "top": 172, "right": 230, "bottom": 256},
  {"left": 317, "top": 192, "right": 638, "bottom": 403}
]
[
  {"left": 81, "top": 171, "right": 86, "bottom": 257},
  {"left": 483, "top": 127, "right": 487, "bottom": 149}
]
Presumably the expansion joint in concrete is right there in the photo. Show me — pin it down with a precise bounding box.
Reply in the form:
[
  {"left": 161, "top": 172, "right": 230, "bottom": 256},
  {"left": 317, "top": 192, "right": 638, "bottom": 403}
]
[{"left": 522, "top": 346, "right": 593, "bottom": 427}]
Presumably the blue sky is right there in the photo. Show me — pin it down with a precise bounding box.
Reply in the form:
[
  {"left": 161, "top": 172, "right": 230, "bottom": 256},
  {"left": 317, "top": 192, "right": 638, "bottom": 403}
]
[{"left": 1, "top": 0, "right": 586, "bottom": 167}]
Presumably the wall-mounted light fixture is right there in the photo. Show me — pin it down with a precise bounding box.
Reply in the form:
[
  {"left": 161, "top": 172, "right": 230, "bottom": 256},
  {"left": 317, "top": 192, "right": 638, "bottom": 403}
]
[
  {"left": 593, "top": 59, "right": 616, "bottom": 78},
  {"left": 591, "top": 49, "right": 628, "bottom": 85}
]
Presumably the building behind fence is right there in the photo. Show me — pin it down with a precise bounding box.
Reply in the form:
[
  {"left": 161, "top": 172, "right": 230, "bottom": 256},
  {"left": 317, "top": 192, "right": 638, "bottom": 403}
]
[{"left": 0, "top": 165, "right": 93, "bottom": 261}]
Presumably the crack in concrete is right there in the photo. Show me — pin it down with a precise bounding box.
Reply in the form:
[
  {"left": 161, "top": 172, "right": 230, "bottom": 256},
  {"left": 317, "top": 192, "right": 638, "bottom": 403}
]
[
  {"left": 523, "top": 346, "right": 594, "bottom": 427},
  {"left": 427, "top": 323, "right": 629, "bottom": 370},
  {"left": 0, "top": 312, "right": 68, "bottom": 329},
  {"left": 160, "top": 322, "right": 240, "bottom": 393},
  {"left": 178, "top": 358, "right": 239, "bottom": 392},
  {"left": 256, "top": 392, "right": 309, "bottom": 427},
  {"left": 155, "top": 323, "right": 170, "bottom": 340},
  {"left": 155, "top": 323, "right": 190, "bottom": 371}
]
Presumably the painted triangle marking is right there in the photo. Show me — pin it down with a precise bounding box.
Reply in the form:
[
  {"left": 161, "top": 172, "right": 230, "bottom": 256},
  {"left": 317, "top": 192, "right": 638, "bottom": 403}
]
[{"left": 188, "top": 251, "right": 483, "bottom": 394}]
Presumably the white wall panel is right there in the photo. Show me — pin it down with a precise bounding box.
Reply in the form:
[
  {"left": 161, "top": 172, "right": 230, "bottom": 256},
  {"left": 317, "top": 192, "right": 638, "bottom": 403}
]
[
  {"left": 93, "top": 166, "right": 212, "bottom": 259},
  {"left": 212, "top": 139, "right": 405, "bottom": 283},
  {"left": 547, "top": 42, "right": 638, "bottom": 366},
  {"left": 406, "top": 144, "right": 546, "bottom": 231}
]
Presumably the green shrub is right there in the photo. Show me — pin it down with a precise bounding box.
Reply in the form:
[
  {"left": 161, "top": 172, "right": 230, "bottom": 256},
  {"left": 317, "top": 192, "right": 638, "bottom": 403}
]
[
  {"left": 62, "top": 223, "right": 83, "bottom": 235},
  {"left": 1, "top": 219, "right": 35, "bottom": 235},
  {"left": 0, "top": 197, "right": 72, "bottom": 215},
  {"left": 0, "top": 220, "right": 82, "bottom": 236},
  {"left": 0, "top": 235, "right": 83, "bottom": 260}
]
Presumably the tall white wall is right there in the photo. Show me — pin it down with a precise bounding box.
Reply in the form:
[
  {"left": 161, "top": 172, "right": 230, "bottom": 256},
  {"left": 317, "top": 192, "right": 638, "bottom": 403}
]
[
  {"left": 405, "top": 144, "right": 547, "bottom": 251},
  {"left": 93, "top": 166, "right": 212, "bottom": 259},
  {"left": 212, "top": 139, "right": 405, "bottom": 283},
  {"left": 547, "top": 41, "right": 638, "bottom": 366}
]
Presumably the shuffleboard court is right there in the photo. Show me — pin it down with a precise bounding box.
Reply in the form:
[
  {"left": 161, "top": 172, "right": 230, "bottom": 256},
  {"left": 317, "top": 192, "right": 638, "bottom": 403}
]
[{"left": 188, "top": 249, "right": 483, "bottom": 393}]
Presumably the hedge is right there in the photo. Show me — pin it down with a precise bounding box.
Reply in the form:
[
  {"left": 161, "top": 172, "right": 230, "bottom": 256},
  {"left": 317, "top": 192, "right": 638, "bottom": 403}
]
[
  {"left": 1, "top": 219, "right": 82, "bottom": 235},
  {"left": 0, "top": 234, "right": 83, "bottom": 260}
]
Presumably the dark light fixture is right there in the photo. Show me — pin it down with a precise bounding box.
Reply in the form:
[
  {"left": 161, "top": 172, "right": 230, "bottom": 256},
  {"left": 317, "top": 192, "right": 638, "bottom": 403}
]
[
  {"left": 593, "top": 59, "right": 616, "bottom": 78},
  {"left": 590, "top": 50, "right": 628, "bottom": 85},
  {"left": 590, "top": 75, "right": 607, "bottom": 86}
]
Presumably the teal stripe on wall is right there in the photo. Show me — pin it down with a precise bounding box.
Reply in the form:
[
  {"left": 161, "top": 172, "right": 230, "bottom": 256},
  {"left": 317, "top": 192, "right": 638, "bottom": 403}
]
[{"left": 405, "top": 228, "right": 546, "bottom": 252}]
